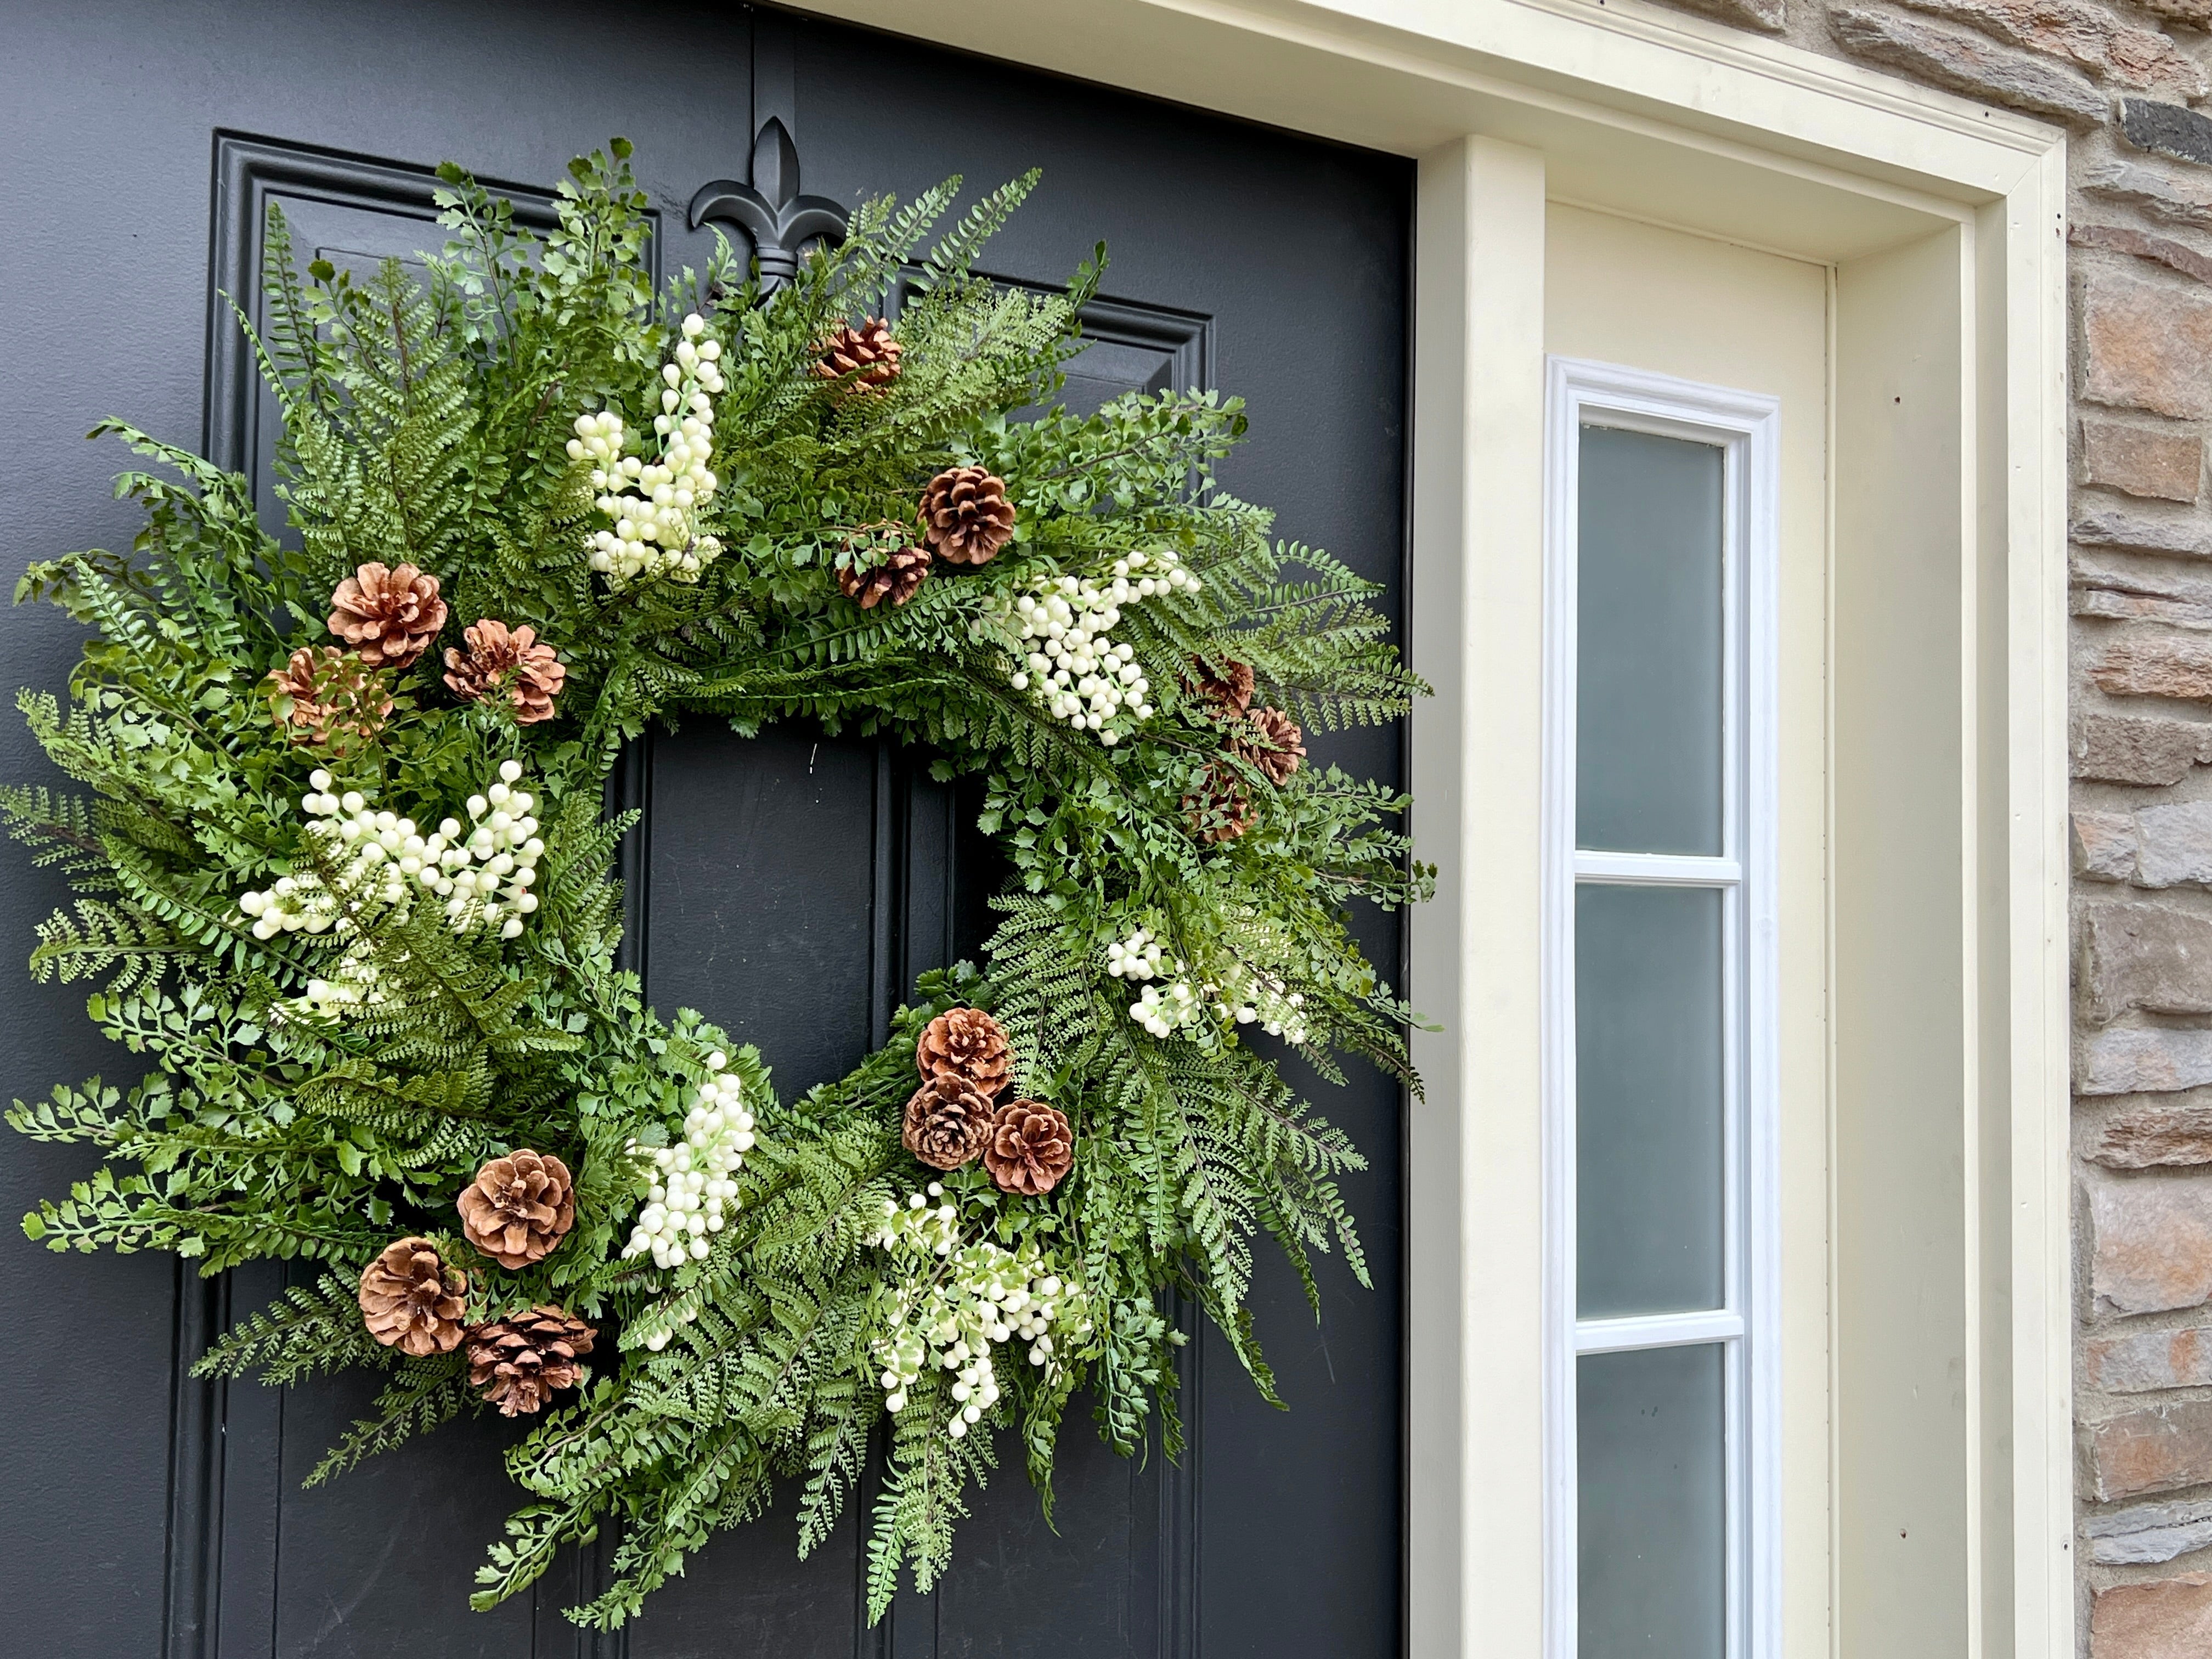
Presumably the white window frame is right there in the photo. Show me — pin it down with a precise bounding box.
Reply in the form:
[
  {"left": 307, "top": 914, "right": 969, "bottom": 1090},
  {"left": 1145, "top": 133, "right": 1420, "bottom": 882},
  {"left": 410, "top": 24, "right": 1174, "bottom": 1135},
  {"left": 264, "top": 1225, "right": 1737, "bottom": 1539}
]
[{"left": 1540, "top": 358, "right": 1781, "bottom": 1659}]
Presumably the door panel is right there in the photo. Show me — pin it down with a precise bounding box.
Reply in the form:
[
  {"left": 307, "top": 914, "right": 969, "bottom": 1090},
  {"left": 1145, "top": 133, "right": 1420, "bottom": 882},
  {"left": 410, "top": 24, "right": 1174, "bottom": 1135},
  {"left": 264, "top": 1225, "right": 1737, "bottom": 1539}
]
[
  {"left": 646, "top": 723, "right": 887, "bottom": 1094},
  {"left": 633, "top": 286, "right": 1210, "bottom": 1659},
  {"left": 210, "top": 138, "right": 578, "bottom": 526},
  {"left": 1, "top": 5, "right": 1410, "bottom": 1654}
]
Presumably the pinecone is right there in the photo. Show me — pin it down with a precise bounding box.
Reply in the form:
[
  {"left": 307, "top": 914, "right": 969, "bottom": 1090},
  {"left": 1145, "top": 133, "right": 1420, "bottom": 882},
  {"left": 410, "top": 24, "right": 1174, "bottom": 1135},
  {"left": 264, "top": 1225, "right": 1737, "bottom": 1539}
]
[
  {"left": 464, "top": 1305, "right": 597, "bottom": 1417},
  {"left": 837, "top": 526, "right": 932, "bottom": 610},
  {"left": 983, "top": 1099, "right": 1074, "bottom": 1197},
  {"left": 265, "top": 646, "right": 393, "bottom": 752},
  {"left": 328, "top": 562, "right": 448, "bottom": 669},
  {"left": 358, "top": 1237, "right": 470, "bottom": 1357},
  {"left": 918, "top": 466, "right": 1015, "bottom": 566},
  {"left": 901, "top": 1073, "right": 996, "bottom": 1170},
  {"left": 1183, "top": 656, "right": 1255, "bottom": 719},
  {"left": 1232, "top": 706, "right": 1306, "bottom": 785},
  {"left": 812, "top": 317, "right": 902, "bottom": 393},
  {"left": 456, "top": 1149, "right": 576, "bottom": 1269},
  {"left": 916, "top": 1006, "right": 1013, "bottom": 1098},
  {"left": 1182, "top": 760, "right": 1256, "bottom": 845},
  {"left": 442, "top": 619, "right": 566, "bottom": 724}
]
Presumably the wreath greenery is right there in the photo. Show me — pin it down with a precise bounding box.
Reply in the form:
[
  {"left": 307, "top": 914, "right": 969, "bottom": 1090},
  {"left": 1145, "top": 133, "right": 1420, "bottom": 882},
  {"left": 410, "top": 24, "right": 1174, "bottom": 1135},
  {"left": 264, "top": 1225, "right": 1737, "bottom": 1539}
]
[{"left": 3, "top": 142, "right": 1429, "bottom": 1627}]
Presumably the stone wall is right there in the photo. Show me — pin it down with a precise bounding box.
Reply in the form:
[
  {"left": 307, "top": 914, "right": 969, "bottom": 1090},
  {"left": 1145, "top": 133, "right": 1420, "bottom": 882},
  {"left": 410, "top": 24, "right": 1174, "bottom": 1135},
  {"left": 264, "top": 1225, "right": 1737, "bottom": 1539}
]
[{"left": 1633, "top": 0, "right": 2212, "bottom": 1647}]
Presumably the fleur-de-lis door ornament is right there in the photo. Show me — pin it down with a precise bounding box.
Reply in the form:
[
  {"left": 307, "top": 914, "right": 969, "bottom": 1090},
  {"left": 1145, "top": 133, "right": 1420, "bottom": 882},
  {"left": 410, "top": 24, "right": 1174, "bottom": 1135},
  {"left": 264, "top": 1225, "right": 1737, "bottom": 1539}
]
[{"left": 688, "top": 116, "right": 849, "bottom": 292}]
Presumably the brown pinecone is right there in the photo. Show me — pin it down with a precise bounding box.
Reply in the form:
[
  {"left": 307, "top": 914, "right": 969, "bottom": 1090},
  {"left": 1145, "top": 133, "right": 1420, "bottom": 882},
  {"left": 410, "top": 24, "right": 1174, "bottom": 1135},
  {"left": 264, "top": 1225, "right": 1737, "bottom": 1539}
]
[
  {"left": 1183, "top": 655, "right": 1255, "bottom": 719},
  {"left": 464, "top": 1305, "right": 597, "bottom": 1417},
  {"left": 1232, "top": 706, "right": 1306, "bottom": 786},
  {"left": 328, "top": 562, "right": 448, "bottom": 669},
  {"left": 837, "top": 527, "right": 932, "bottom": 610},
  {"left": 983, "top": 1099, "right": 1074, "bottom": 1197},
  {"left": 442, "top": 619, "right": 567, "bottom": 724},
  {"left": 266, "top": 646, "right": 393, "bottom": 752},
  {"left": 1182, "top": 760, "right": 1256, "bottom": 845},
  {"left": 812, "top": 317, "right": 902, "bottom": 393},
  {"left": 916, "top": 1006, "right": 1012, "bottom": 1098},
  {"left": 901, "top": 1073, "right": 996, "bottom": 1170},
  {"left": 358, "top": 1237, "right": 470, "bottom": 1357},
  {"left": 918, "top": 466, "right": 1015, "bottom": 566},
  {"left": 456, "top": 1149, "right": 576, "bottom": 1269}
]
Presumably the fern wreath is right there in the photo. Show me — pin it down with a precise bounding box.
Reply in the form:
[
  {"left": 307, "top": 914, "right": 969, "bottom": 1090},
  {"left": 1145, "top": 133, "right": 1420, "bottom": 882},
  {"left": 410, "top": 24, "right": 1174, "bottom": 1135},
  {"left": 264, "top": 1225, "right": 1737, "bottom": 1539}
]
[{"left": 4, "top": 142, "right": 1429, "bottom": 1628}]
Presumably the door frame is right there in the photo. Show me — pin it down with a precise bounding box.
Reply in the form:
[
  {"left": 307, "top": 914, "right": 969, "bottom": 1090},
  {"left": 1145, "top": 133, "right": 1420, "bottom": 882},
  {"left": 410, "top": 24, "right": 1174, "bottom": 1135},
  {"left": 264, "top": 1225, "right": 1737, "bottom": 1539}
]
[{"left": 786, "top": 2, "right": 2073, "bottom": 1652}]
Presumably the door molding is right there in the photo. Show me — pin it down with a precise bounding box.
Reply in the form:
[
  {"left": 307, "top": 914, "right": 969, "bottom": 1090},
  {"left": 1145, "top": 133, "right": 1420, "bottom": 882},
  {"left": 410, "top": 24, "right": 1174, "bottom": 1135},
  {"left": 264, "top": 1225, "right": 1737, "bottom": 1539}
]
[
  {"left": 192, "top": 131, "right": 650, "bottom": 1659},
  {"left": 775, "top": 2, "right": 2072, "bottom": 1653},
  {"left": 203, "top": 134, "right": 575, "bottom": 479}
]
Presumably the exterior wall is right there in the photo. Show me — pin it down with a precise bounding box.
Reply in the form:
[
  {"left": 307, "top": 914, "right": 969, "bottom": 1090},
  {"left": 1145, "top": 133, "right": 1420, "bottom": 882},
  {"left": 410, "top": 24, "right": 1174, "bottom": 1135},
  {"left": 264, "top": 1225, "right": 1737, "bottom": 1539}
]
[{"left": 1633, "top": 0, "right": 2212, "bottom": 1646}]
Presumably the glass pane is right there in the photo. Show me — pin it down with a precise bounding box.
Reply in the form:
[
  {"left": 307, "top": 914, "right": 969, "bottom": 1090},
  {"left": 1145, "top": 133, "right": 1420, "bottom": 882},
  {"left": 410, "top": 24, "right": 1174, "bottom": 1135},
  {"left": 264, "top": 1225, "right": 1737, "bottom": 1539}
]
[
  {"left": 1577, "top": 424, "right": 1724, "bottom": 855},
  {"left": 1578, "top": 1344, "right": 1728, "bottom": 1657},
  {"left": 1576, "top": 883, "right": 1724, "bottom": 1318}
]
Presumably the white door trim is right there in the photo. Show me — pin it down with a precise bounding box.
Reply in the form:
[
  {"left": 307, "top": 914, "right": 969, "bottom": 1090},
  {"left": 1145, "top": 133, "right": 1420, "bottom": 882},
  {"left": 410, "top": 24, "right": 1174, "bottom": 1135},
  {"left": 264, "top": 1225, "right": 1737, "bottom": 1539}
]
[{"left": 785, "top": 3, "right": 2071, "bottom": 1652}]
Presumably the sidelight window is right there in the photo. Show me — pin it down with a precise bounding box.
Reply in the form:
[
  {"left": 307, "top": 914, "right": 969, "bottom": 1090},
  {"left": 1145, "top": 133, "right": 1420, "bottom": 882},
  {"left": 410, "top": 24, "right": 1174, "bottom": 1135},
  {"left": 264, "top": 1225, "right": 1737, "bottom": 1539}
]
[{"left": 1542, "top": 359, "right": 1781, "bottom": 1659}]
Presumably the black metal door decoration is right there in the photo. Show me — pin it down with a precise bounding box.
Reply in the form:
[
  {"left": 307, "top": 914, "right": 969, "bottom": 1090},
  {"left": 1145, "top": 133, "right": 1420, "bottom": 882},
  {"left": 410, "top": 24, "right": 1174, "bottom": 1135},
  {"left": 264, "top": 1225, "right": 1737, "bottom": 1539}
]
[
  {"left": 689, "top": 116, "right": 850, "bottom": 291},
  {"left": 1, "top": 8, "right": 1412, "bottom": 1656}
]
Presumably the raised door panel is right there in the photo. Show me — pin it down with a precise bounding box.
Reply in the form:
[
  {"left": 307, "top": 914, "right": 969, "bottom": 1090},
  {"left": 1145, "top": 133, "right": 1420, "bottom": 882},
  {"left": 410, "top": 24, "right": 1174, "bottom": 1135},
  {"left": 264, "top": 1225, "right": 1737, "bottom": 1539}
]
[
  {"left": 631, "top": 295, "right": 1210, "bottom": 1659},
  {"left": 199, "top": 136, "right": 644, "bottom": 1659}
]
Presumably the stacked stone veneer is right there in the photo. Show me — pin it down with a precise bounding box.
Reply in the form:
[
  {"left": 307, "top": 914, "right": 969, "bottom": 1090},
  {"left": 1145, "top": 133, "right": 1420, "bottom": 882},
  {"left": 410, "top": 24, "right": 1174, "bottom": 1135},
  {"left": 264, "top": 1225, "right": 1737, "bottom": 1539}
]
[{"left": 1632, "top": 0, "right": 2212, "bottom": 1647}]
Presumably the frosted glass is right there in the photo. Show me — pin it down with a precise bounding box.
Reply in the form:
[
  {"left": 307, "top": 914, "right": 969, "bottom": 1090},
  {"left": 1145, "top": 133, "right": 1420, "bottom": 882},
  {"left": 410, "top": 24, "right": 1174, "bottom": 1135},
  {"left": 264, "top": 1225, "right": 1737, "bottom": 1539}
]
[
  {"left": 1577, "top": 425, "right": 1724, "bottom": 855},
  {"left": 1576, "top": 883, "right": 1724, "bottom": 1318},
  {"left": 1578, "top": 1344, "right": 1728, "bottom": 1657}
]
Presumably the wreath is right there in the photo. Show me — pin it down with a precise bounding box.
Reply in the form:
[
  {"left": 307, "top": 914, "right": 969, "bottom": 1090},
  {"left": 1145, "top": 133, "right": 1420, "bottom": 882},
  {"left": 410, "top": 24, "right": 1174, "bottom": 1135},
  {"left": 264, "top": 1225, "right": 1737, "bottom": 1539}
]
[{"left": 4, "top": 142, "right": 1428, "bottom": 1628}]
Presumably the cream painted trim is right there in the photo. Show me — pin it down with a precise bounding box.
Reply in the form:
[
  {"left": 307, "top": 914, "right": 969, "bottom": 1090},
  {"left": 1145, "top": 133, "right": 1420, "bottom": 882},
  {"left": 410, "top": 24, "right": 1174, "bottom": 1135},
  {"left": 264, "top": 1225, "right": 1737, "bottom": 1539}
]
[
  {"left": 1831, "top": 221, "right": 1978, "bottom": 1657},
  {"left": 1991, "top": 143, "right": 2074, "bottom": 1659},
  {"left": 780, "top": 2, "right": 2071, "bottom": 1653},
  {"left": 1408, "top": 134, "right": 1548, "bottom": 1659},
  {"left": 793, "top": 0, "right": 2043, "bottom": 253},
  {"left": 789, "top": 0, "right": 2057, "bottom": 160}
]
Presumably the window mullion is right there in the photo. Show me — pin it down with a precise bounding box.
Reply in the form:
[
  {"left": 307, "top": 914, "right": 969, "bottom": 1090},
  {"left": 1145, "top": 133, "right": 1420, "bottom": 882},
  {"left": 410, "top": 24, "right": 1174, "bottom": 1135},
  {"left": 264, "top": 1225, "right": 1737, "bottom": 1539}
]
[
  {"left": 1574, "top": 850, "right": 1740, "bottom": 885},
  {"left": 1574, "top": 1309, "right": 1745, "bottom": 1353}
]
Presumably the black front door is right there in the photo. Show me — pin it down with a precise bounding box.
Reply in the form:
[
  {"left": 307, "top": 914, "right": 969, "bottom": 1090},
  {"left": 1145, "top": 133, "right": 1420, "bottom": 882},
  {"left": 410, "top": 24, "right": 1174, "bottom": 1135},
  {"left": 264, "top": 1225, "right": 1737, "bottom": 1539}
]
[{"left": 1, "top": 4, "right": 1410, "bottom": 1654}]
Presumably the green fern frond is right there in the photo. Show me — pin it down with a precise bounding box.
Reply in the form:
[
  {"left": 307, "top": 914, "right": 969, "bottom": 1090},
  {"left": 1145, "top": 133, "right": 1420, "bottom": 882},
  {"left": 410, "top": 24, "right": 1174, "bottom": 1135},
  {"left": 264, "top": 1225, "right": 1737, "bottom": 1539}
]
[
  {"left": 195, "top": 1269, "right": 388, "bottom": 1386},
  {"left": 306, "top": 1355, "right": 471, "bottom": 1486}
]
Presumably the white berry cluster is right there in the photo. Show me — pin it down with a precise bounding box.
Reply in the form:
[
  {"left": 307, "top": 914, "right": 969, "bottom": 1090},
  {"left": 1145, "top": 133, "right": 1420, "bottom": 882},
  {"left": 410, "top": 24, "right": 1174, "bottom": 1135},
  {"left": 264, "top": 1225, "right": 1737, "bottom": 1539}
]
[
  {"left": 573, "top": 313, "right": 726, "bottom": 589},
  {"left": 1217, "top": 961, "right": 1311, "bottom": 1045},
  {"left": 1129, "top": 979, "right": 1209, "bottom": 1038},
  {"left": 620, "top": 1048, "right": 757, "bottom": 1287},
  {"left": 1102, "top": 925, "right": 1166, "bottom": 982},
  {"left": 431, "top": 763, "right": 545, "bottom": 938},
  {"left": 298, "top": 952, "right": 386, "bottom": 1019},
  {"left": 237, "top": 761, "right": 544, "bottom": 947},
  {"left": 870, "top": 1187, "right": 1086, "bottom": 1441},
  {"left": 989, "top": 550, "right": 1199, "bottom": 744},
  {"left": 1102, "top": 924, "right": 1308, "bottom": 1043},
  {"left": 1103, "top": 926, "right": 1206, "bottom": 1037},
  {"left": 873, "top": 1182, "right": 961, "bottom": 1259},
  {"left": 237, "top": 870, "right": 340, "bottom": 938}
]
